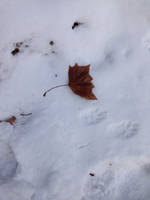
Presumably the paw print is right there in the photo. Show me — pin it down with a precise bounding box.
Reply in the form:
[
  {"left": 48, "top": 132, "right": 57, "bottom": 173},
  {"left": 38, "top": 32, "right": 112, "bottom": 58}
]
[
  {"left": 79, "top": 106, "right": 107, "bottom": 126},
  {"left": 107, "top": 120, "right": 139, "bottom": 139}
]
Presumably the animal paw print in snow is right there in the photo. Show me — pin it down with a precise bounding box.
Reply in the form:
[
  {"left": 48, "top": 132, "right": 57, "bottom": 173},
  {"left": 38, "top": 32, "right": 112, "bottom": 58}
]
[
  {"left": 107, "top": 120, "right": 139, "bottom": 139},
  {"left": 79, "top": 107, "right": 107, "bottom": 126}
]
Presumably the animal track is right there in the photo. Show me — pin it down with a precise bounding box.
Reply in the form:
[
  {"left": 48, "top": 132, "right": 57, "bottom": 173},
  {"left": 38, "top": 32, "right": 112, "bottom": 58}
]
[
  {"left": 79, "top": 106, "right": 107, "bottom": 126},
  {"left": 142, "top": 32, "right": 150, "bottom": 51},
  {"left": 107, "top": 120, "right": 139, "bottom": 139}
]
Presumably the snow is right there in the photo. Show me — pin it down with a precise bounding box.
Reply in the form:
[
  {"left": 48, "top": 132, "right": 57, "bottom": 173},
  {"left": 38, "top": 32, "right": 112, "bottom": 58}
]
[
  {"left": 0, "top": 141, "right": 17, "bottom": 184},
  {"left": 0, "top": 180, "right": 34, "bottom": 200},
  {"left": 1, "top": 0, "right": 150, "bottom": 199},
  {"left": 81, "top": 157, "right": 150, "bottom": 200}
]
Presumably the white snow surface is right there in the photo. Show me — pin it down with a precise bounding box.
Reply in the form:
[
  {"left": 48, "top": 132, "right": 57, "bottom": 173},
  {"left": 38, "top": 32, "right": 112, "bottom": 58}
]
[
  {"left": 82, "top": 156, "right": 150, "bottom": 200},
  {"left": 1, "top": 0, "right": 150, "bottom": 199}
]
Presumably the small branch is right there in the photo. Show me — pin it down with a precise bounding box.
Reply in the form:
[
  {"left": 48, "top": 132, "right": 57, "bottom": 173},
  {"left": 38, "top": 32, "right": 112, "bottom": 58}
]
[
  {"left": 43, "top": 84, "right": 68, "bottom": 97},
  {"left": 20, "top": 113, "right": 32, "bottom": 116}
]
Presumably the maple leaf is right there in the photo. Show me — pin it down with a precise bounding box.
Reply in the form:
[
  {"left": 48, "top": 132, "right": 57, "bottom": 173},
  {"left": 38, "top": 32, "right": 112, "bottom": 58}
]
[
  {"left": 43, "top": 63, "right": 97, "bottom": 100},
  {"left": 68, "top": 63, "right": 97, "bottom": 100}
]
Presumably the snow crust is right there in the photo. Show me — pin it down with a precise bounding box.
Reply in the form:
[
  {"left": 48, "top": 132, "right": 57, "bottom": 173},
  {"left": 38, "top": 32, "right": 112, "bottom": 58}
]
[{"left": 1, "top": 0, "right": 150, "bottom": 199}]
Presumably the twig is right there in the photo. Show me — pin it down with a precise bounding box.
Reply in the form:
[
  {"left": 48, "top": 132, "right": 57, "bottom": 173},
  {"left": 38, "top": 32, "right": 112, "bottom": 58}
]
[{"left": 20, "top": 113, "right": 32, "bottom": 116}]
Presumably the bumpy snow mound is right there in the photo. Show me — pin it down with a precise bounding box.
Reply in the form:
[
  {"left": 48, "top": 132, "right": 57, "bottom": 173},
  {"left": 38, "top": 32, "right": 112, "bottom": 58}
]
[
  {"left": 81, "top": 157, "right": 150, "bottom": 200},
  {"left": 0, "top": 180, "right": 34, "bottom": 200},
  {"left": 0, "top": 140, "right": 18, "bottom": 184}
]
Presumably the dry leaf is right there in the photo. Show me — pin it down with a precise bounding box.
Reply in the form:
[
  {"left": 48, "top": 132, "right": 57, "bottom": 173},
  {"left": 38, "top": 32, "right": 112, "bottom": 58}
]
[
  {"left": 72, "top": 21, "right": 83, "bottom": 29},
  {"left": 6, "top": 116, "right": 16, "bottom": 125},
  {"left": 89, "top": 173, "right": 95, "bottom": 176},
  {"left": 16, "top": 42, "right": 23, "bottom": 48},
  {"left": 68, "top": 63, "right": 97, "bottom": 100},
  {"left": 43, "top": 63, "right": 97, "bottom": 100},
  {"left": 0, "top": 116, "right": 16, "bottom": 125},
  {"left": 11, "top": 48, "right": 19, "bottom": 55},
  {"left": 49, "top": 40, "right": 55, "bottom": 45}
]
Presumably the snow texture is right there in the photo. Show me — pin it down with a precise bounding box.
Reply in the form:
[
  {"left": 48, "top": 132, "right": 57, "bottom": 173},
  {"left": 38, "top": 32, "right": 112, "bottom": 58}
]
[
  {"left": 0, "top": 180, "right": 34, "bottom": 200},
  {"left": 81, "top": 157, "right": 150, "bottom": 200},
  {"left": 1, "top": 0, "right": 150, "bottom": 199},
  {"left": 0, "top": 140, "right": 18, "bottom": 184}
]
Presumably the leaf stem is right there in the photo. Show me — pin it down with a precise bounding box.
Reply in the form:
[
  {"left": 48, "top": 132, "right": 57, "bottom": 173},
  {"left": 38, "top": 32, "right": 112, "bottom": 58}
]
[{"left": 43, "top": 84, "right": 68, "bottom": 97}]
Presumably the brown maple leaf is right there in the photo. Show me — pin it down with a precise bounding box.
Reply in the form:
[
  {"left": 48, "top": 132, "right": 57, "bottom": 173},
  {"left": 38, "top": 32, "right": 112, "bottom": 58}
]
[
  {"left": 68, "top": 63, "right": 97, "bottom": 100},
  {"left": 43, "top": 63, "right": 97, "bottom": 100}
]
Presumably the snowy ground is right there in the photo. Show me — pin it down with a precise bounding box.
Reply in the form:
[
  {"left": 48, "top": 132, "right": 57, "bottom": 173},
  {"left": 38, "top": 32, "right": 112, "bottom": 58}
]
[{"left": 1, "top": 0, "right": 150, "bottom": 199}]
